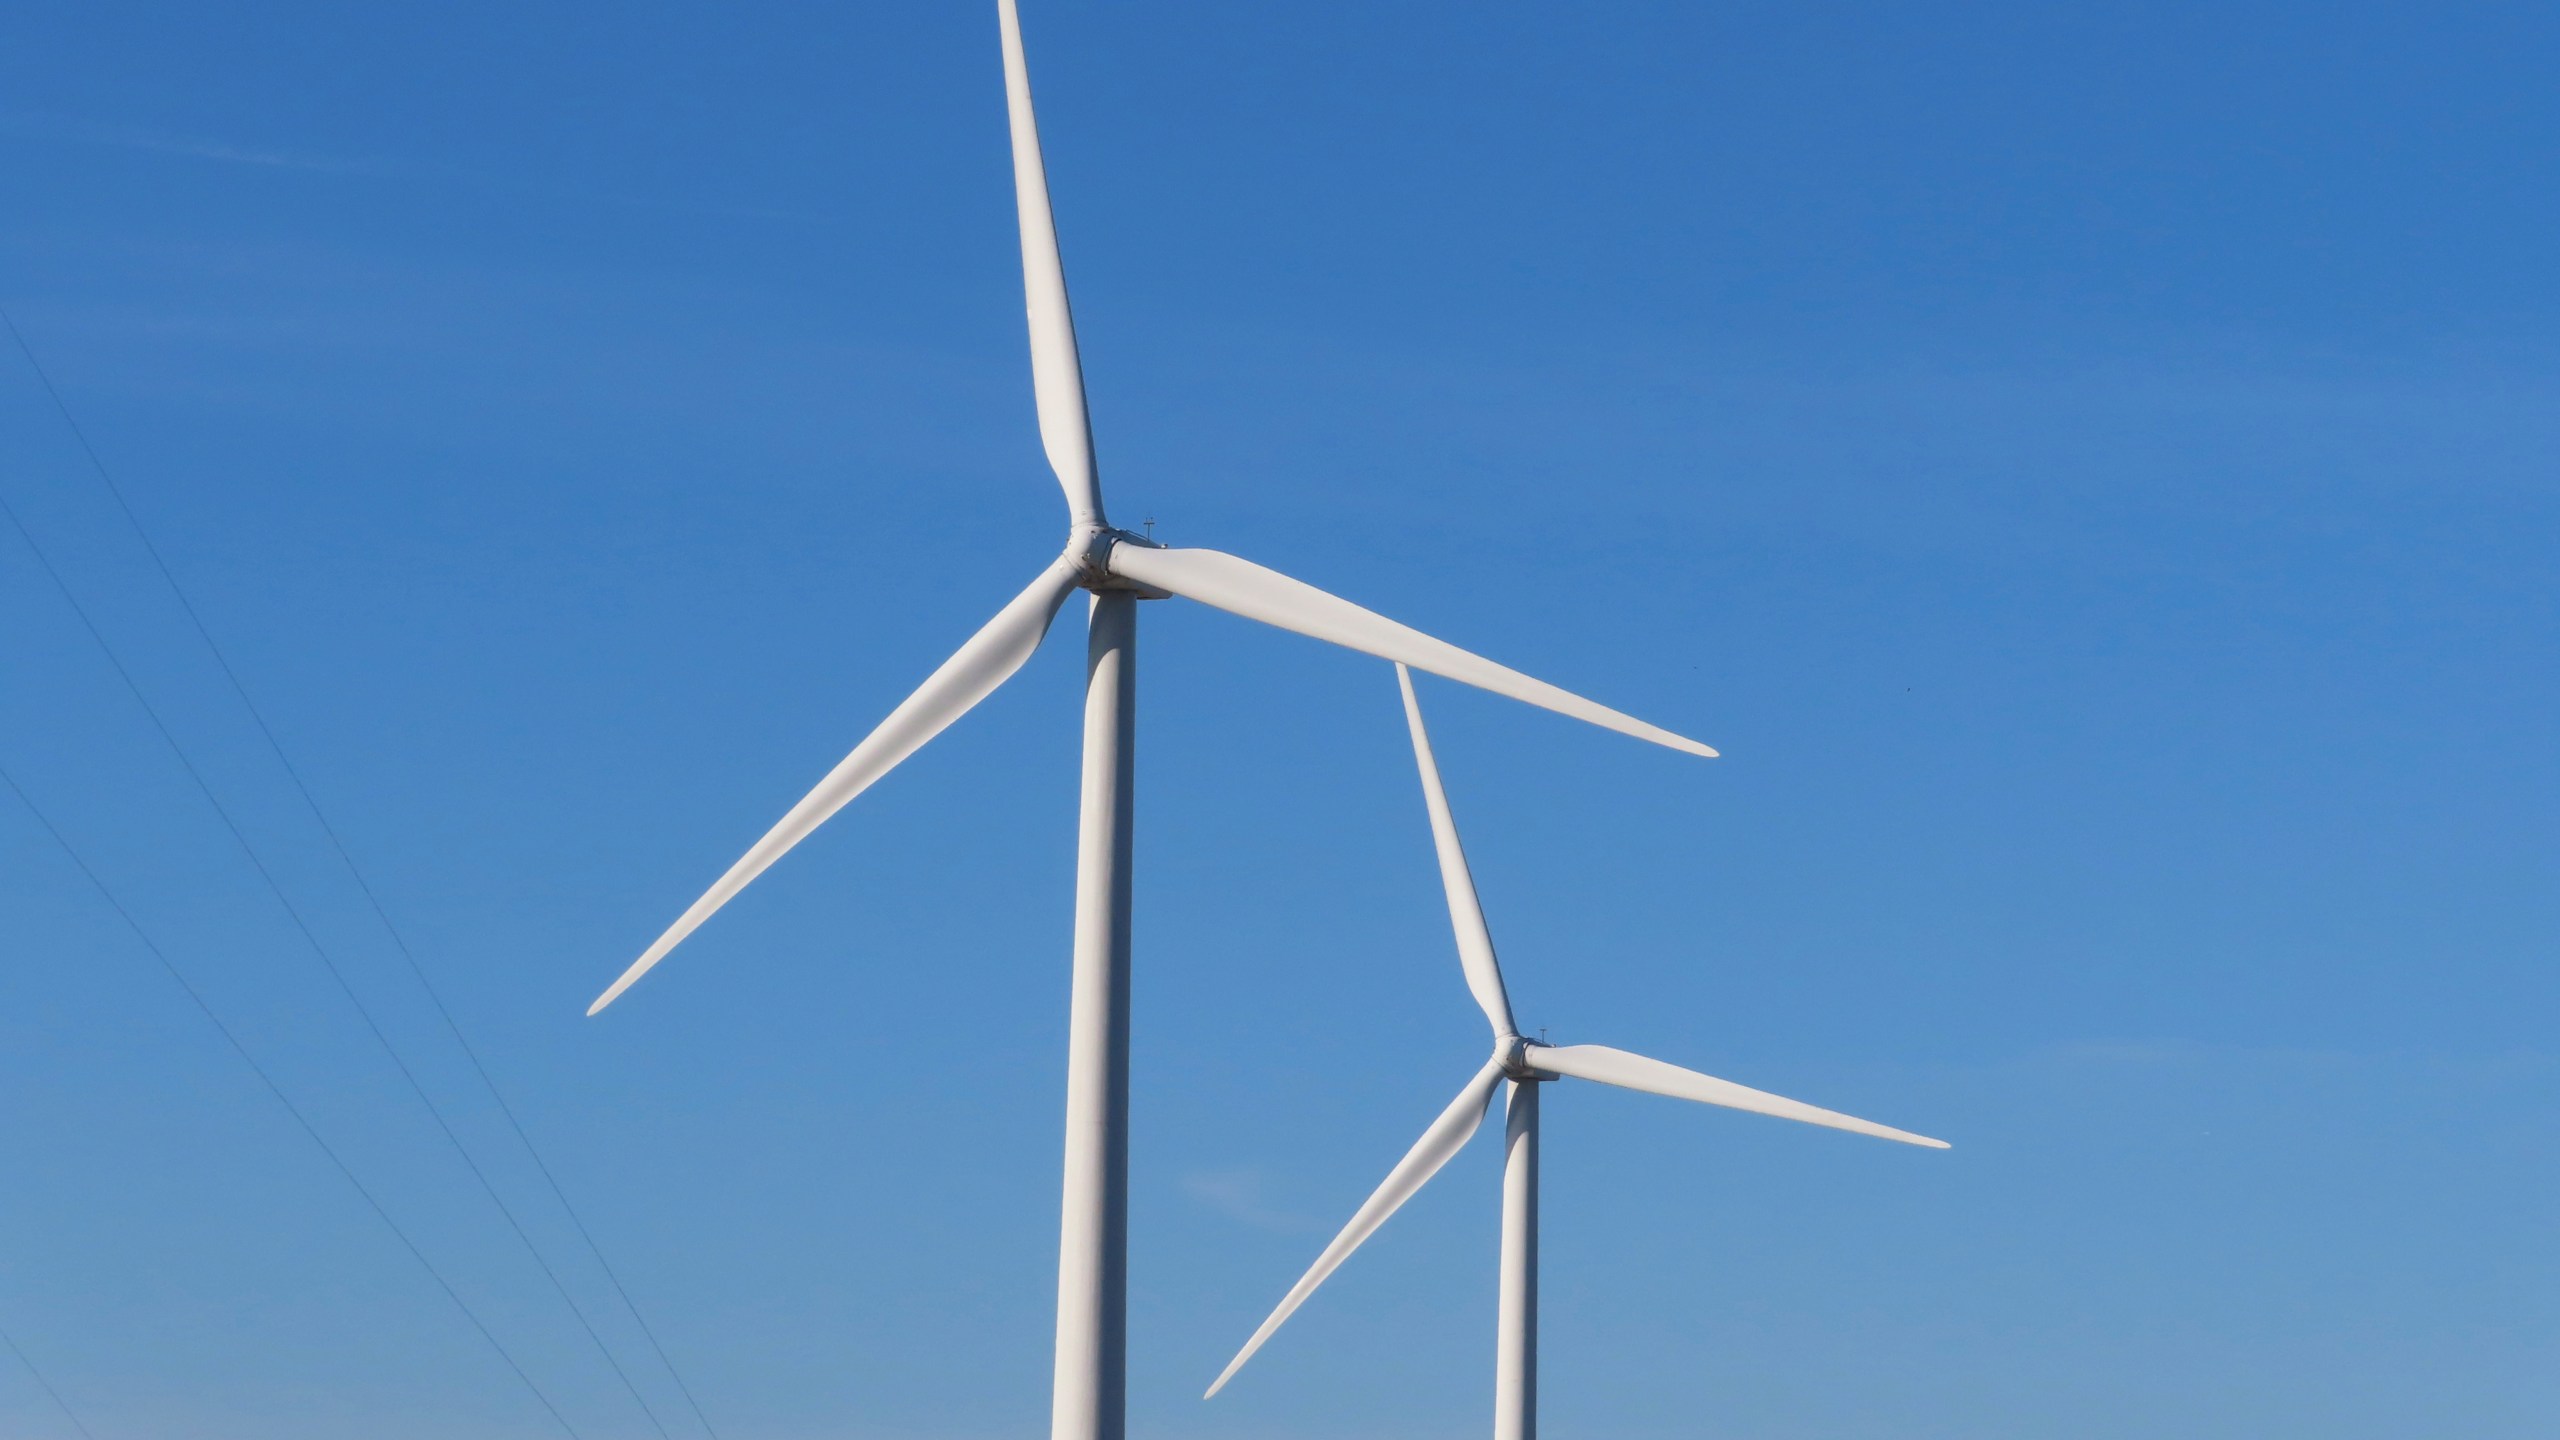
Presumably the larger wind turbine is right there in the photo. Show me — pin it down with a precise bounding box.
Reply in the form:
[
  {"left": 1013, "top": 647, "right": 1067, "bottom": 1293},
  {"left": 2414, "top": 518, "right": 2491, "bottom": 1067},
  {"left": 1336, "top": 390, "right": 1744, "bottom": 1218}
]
[
  {"left": 1203, "top": 667, "right": 1946, "bottom": 1438},
  {"left": 584, "top": 7, "right": 1715, "bottom": 1440}
]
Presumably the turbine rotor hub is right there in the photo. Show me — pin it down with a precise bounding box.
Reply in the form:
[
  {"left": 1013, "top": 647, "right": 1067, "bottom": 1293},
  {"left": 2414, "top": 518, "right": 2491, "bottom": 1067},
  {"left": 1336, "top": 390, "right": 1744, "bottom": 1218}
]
[
  {"left": 1497, "top": 1034, "right": 1549, "bottom": 1081},
  {"left": 1074, "top": 524, "right": 1168, "bottom": 595}
]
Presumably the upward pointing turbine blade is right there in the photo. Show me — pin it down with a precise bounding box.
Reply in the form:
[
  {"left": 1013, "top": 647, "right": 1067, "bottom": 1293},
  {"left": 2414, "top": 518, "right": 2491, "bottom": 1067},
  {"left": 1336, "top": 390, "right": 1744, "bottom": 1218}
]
[
  {"left": 1524, "top": 1043, "right": 1949, "bottom": 1149},
  {"left": 1397, "top": 665, "right": 1517, "bottom": 1039},
  {"left": 1205, "top": 1059, "right": 1507, "bottom": 1398},
  {"left": 589, "top": 557, "right": 1084, "bottom": 1015},
  {"left": 1105, "top": 544, "right": 1716, "bottom": 758},
  {"left": 997, "top": 0, "right": 1105, "bottom": 526}
]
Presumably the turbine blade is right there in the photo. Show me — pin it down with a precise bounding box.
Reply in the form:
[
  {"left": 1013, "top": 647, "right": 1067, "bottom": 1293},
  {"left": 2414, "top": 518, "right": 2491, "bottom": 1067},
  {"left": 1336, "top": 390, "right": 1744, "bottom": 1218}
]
[
  {"left": 1106, "top": 544, "right": 1715, "bottom": 758},
  {"left": 1524, "top": 1043, "right": 1949, "bottom": 1149},
  {"left": 1205, "top": 1059, "right": 1506, "bottom": 1398},
  {"left": 997, "top": 0, "right": 1105, "bottom": 526},
  {"left": 1397, "top": 665, "right": 1517, "bottom": 1040},
  {"left": 589, "top": 557, "right": 1083, "bottom": 1015}
]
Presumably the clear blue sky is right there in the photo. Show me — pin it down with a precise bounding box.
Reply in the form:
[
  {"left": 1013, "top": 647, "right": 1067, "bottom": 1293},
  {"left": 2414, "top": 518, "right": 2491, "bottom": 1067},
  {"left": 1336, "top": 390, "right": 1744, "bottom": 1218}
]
[{"left": 2, "top": 2, "right": 2554, "bottom": 1436}]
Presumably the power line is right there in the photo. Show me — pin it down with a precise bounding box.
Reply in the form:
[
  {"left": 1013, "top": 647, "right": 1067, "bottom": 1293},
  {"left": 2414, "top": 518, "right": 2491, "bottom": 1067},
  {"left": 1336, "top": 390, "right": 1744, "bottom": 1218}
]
[
  {"left": 3, "top": 306, "right": 725, "bottom": 1438},
  {"left": 0, "top": 479, "right": 660, "bottom": 1436},
  {"left": 0, "top": 761, "right": 584, "bottom": 1440},
  {"left": 0, "top": 362, "right": 675, "bottom": 1437},
  {"left": 0, "top": 1316, "right": 99, "bottom": 1440}
]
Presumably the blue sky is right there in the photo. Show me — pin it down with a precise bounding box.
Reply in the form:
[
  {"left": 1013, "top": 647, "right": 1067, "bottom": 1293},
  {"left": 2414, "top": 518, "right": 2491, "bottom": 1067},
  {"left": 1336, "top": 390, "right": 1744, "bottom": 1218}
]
[{"left": 2, "top": 2, "right": 2555, "bottom": 1436}]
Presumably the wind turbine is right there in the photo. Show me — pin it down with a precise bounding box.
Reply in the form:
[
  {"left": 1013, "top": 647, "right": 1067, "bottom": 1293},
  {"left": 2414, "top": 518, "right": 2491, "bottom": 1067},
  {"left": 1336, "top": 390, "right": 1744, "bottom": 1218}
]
[
  {"left": 1203, "top": 665, "right": 1946, "bottom": 1437},
  {"left": 584, "top": 8, "right": 1717, "bottom": 1440}
]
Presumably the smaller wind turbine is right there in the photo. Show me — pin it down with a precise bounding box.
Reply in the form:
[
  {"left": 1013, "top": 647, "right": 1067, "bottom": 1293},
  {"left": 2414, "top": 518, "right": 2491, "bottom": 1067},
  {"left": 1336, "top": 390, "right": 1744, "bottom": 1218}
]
[{"left": 1205, "top": 665, "right": 1948, "bottom": 1437}]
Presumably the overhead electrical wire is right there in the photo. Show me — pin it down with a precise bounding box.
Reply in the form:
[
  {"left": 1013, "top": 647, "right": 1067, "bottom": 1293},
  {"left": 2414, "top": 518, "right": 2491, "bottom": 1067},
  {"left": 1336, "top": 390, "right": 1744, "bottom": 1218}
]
[
  {"left": 0, "top": 475, "right": 657, "bottom": 1438},
  {"left": 4, "top": 308, "right": 723, "bottom": 1439},
  {"left": 0, "top": 761, "right": 584, "bottom": 1440},
  {"left": 1, "top": 1316, "right": 99, "bottom": 1440},
  {"left": 2, "top": 311, "right": 712, "bottom": 1437}
]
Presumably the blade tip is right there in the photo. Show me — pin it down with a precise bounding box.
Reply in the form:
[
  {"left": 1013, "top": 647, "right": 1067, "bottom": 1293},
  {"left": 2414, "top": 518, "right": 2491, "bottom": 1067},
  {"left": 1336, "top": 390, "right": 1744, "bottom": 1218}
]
[
  {"left": 1646, "top": 729, "right": 1719, "bottom": 758},
  {"left": 586, "top": 967, "right": 644, "bottom": 1016}
]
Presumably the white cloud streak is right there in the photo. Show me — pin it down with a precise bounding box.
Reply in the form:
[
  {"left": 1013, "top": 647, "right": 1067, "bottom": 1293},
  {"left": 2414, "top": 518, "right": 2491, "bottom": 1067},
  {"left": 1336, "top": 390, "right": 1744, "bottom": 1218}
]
[
  {"left": 2, "top": 114, "right": 380, "bottom": 175},
  {"left": 1183, "top": 1166, "right": 1316, "bottom": 1233}
]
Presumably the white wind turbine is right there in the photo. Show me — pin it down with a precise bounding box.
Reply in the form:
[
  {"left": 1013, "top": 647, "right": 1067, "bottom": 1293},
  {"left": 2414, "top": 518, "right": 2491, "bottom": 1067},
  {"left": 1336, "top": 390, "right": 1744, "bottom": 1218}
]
[
  {"left": 1204, "top": 666, "right": 1946, "bottom": 1437},
  {"left": 584, "top": 7, "right": 1718, "bottom": 1440}
]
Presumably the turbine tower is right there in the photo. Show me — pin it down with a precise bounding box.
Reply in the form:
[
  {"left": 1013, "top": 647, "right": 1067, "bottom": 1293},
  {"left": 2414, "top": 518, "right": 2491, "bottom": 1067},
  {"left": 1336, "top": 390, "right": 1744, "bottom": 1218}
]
[
  {"left": 584, "top": 9, "right": 1718, "bottom": 1438},
  {"left": 1203, "top": 666, "right": 1947, "bottom": 1437}
]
